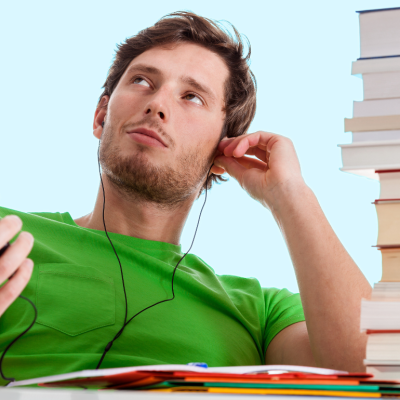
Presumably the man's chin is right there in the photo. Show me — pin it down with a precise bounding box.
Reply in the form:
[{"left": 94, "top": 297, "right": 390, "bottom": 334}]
[
  {"left": 104, "top": 157, "right": 198, "bottom": 206},
  {"left": 100, "top": 135, "right": 209, "bottom": 206}
]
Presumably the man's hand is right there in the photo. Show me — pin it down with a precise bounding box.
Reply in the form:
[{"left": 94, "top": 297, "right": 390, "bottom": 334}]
[
  {"left": 213, "top": 131, "right": 372, "bottom": 371},
  {"left": 0, "top": 215, "right": 34, "bottom": 316},
  {"left": 213, "top": 131, "right": 305, "bottom": 210}
]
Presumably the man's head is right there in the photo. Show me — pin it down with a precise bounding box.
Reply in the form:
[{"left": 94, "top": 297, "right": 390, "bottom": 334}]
[{"left": 94, "top": 11, "right": 256, "bottom": 207}]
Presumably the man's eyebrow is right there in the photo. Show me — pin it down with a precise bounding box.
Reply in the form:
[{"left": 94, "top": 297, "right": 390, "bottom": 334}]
[
  {"left": 180, "top": 75, "right": 216, "bottom": 103},
  {"left": 126, "top": 63, "right": 163, "bottom": 76}
]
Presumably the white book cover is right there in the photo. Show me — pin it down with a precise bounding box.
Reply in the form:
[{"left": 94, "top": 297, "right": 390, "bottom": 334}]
[
  {"left": 363, "top": 71, "right": 400, "bottom": 100},
  {"left": 372, "top": 290, "right": 400, "bottom": 300},
  {"left": 353, "top": 99, "right": 400, "bottom": 118},
  {"left": 374, "top": 282, "right": 400, "bottom": 289},
  {"left": 339, "top": 141, "right": 400, "bottom": 174},
  {"left": 359, "top": 8, "right": 400, "bottom": 58},
  {"left": 352, "top": 130, "right": 400, "bottom": 142},
  {"left": 352, "top": 57, "right": 400, "bottom": 75},
  {"left": 365, "top": 359, "right": 400, "bottom": 365},
  {"left": 360, "top": 300, "right": 400, "bottom": 330},
  {"left": 379, "top": 171, "right": 400, "bottom": 198},
  {"left": 366, "top": 364, "right": 400, "bottom": 380},
  {"left": 367, "top": 334, "right": 400, "bottom": 360}
]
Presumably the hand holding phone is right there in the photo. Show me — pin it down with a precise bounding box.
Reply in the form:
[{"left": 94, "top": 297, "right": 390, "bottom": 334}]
[{"left": 0, "top": 216, "right": 34, "bottom": 317}]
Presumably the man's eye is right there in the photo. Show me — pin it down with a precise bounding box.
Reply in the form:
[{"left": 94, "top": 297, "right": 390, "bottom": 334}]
[
  {"left": 132, "top": 77, "right": 150, "bottom": 87},
  {"left": 184, "top": 93, "right": 203, "bottom": 105}
]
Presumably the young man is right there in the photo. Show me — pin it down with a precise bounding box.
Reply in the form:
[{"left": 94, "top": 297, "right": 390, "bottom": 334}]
[{"left": 0, "top": 12, "right": 371, "bottom": 384}]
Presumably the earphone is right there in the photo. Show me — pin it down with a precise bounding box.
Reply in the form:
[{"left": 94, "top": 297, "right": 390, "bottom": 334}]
[
  {"left": 0, "top": 121, "right": 213, "bottom": 380},
  {"left": 95, "top": 127, "right": 212, "bottom": 368}
]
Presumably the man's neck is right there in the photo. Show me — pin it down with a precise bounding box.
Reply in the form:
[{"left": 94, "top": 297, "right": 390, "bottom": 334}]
[{"left": 74, "top": 174, "right": 196, "bottom": 245}]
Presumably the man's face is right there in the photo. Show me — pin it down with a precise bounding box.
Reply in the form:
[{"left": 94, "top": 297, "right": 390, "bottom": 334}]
[{"left": 97, "top": 42, "right": 228, "bottom": 206}]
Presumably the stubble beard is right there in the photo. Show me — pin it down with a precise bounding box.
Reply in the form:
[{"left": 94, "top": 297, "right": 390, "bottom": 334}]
[{"left": 99, "top": 122, "right": 214, "bottom": 209}]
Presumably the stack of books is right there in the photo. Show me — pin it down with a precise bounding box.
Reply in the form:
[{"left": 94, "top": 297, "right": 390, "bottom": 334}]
[
  {"left": 8, "top": 364, "right": 400, "bottom": 395},
  {"left": 338, "top": 7, "right": 400, "bottom": 380},
  {"left": 339, "top": 7, "right": 400, "bottom": 180}
]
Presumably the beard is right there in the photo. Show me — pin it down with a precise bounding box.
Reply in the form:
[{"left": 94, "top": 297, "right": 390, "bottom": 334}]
[{"left": 99, "top": 119, "right": 214, "bottom": 208}]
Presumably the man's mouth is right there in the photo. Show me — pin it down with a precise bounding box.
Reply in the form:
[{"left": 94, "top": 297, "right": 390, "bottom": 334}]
[{"left": 126, "top": 127, "right": 167, "bottom": 148}]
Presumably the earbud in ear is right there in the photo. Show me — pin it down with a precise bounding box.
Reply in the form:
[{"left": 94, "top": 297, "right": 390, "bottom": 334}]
[{"left": 101, "top": 122, "right": 104, "bottom": 128}]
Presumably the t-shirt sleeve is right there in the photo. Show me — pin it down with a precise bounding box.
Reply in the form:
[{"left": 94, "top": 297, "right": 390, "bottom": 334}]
[{"left": 262, "top": 287, "right": 305, "bottom": 353}]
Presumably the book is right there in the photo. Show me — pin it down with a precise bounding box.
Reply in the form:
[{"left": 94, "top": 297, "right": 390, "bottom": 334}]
[
  {"left": 360, "top": 300, "right": 400, "bottom": 330},
  {"left": 358, "top": 8, "right": 400, "bottom": 59},
  {"left": 8, "top": 364, "right": 350, "bottom": 388},
  {"left": 353, "top": 99, "right": 400, "bottom": 118},
  {"left": 345, "top": 115, "right": 400, "bottom": 132},
  {"left": 366, "top": 364, "right": 400, "bottom": 380},
  {"left": 103, "top": 376, "right": 375, "bottom": 391},
  {"left": 374, "top": 200, "right": 400, "bottom": 245},
  {"left": 378, "top": 171, "right": 400, "bottom": 199},
  {"left": 371, "top": 282, "right": 400, "bottom": 300},
  {"left": 362, "top": 71, "right": 400, "bottom": 100},
  {"left": 366, "top": 333, "right": 400, "bottom": 360},
  {"left": 352, "top": 56, "right": 400, "bottom": 75},
  {"left": 152, "top": 387, "right": 382, "bottom": 397},
  {"left": 379, "top": 248, "right": 400, "bottom": 281},
  {"left": 353, "top": 130, "right": 400, "bottom": 142},
  {"left": 339, "top": 141, "right": 400, "bottom": 173},
  {"left": 350, "top": 7, "right": 400, "bottom": 382}
]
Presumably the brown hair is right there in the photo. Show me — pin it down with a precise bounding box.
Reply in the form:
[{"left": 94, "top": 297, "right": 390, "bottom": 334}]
[{"left": 99, "top": 11, "right": 257, "bottom": 195}]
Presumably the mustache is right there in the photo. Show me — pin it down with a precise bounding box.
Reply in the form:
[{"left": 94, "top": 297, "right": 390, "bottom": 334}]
[{"left": 122, "top": 117, "right": 173, "bottom": 147}]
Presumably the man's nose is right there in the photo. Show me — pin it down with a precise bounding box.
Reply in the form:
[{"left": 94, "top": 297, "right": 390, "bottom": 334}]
[
  {"left": 144, "top": 89, "right": 170, "bottom": 122},
  {"left": 145, "top": 108, "right": 165, "bottom": 120}
]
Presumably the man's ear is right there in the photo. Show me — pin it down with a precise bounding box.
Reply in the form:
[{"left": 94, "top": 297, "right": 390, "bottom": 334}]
[{"left": 93, "top": 96, "right": 109, "bottom": 139}]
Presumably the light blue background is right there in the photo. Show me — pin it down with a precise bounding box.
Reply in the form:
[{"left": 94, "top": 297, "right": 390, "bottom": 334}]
[{"left": 1, "top": 0, "right": 398, "bottom": 293}]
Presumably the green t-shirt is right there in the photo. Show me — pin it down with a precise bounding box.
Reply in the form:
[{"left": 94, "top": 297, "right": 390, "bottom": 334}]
[{"left": 0, "top": 206, "right": 305, "bottom": 385}]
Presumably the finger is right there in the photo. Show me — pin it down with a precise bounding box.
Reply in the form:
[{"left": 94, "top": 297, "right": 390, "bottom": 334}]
[
  {"left": 210, "top": 165, "right": 226, "bottom": 175},
  {"left": 0, "top": 215, "right": 23, "bottom": 248},
  {"left": 231, "top": 133, "right": 270, "bottom": 158},
  {"left": 217, "top": 137, "right": 236, "bottom": 152},
  {"left": 224, "top": 132, "right": 277, "bottom": 158},
  {"left": 221, "top": 136, "right": 245, "bottom": 156},
  {"left": 245, "top": 147, "right": 268, "bottom": 162},
  {"left": 213, "top": 155, "right": 248, "bottom": 186},
  {"left": 236, "top": 156, "right": 268, "bottom": 171},
  {"left": 0, "top": 231, "right": 34, "bottom": 283},
  {"left": 0, "top": 258, "right": 33, "bottom": 316}
]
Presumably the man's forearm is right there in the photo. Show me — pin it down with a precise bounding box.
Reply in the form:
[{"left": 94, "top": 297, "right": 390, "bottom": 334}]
[{"left": 269, "top": 180, "right": 372, "bottom": 371}]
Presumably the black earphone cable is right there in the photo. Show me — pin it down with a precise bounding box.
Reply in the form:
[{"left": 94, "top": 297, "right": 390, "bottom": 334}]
[
  {"left": 0, "top": 140, "right": 213, "bottom": 381},
  {"left": 98, "top": 144, "right": 128, "bottom": 328},
  {"left": 95, "top": 139, "right": 212, "bottom": 369},
  {"left": 0, "top": 295, "right": 37, "bottom": 383}
]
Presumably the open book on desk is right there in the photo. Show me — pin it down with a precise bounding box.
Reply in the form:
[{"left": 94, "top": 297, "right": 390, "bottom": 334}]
[{"left": 9, "top": 364, "right": 353, "bottom": 388}]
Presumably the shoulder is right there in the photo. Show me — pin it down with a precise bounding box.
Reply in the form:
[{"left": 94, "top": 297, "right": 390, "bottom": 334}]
[
  {"left": 0, "top": 206, "right": 72, "bottom": 226},
  {"left": 263, "top": 287, "right": 303, "bottom": 314}
]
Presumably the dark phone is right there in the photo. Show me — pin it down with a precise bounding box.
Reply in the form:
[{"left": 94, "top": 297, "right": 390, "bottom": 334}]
[
  {"left": 0, "top": 242, "right": 10, "bottom": 257},
  {"left": 0, "top": 242, "right": 15, "bottom": 279}
]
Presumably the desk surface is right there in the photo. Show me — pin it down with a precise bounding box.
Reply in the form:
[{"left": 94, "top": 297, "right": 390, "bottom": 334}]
[
  {"left": 0, "top": 390, "right": 271, "bottom": 399},
  {"left": 0, "top": 389, "right": 376, "bottom": 400}
]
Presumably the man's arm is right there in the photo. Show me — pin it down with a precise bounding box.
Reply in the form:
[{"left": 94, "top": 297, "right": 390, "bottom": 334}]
[
  {"left": 266, "top": 322, "right": 315, "bottom": 366},
  {"left": 265, "top": 181, "right": 371, "bottom": 371},
  {"left": 213, "top": 132, "right": 372, "bottom": 372}
]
